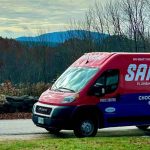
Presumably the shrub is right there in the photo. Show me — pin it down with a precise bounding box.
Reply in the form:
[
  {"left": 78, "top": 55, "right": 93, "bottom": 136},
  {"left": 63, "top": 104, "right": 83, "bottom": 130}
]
[
  {"left": 0, "top": 94, "right": 6, "bottom": 104},
  {"left": 0, "top": 81, "right": 51, "bottom": 97}
]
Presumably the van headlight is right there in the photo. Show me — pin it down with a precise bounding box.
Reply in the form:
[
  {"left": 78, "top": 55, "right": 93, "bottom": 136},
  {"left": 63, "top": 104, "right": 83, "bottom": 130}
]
[
  {"left": 62, "top": 94, "right": 79, "bottom": 103},
  {"left": 62, "top": 96, "right": 76, "bottom": 103}
]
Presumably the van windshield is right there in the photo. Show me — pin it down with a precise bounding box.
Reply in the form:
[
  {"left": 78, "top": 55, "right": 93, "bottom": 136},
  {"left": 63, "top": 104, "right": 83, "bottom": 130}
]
[{"left": 51, "top": 67, "right": 99, "bottom": 92}]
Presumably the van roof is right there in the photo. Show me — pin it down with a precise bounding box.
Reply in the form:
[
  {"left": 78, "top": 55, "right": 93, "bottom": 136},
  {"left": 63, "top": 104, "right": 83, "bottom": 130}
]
[
  {"left": 71, "top": 52, "right": 114, "bottom": 68},
  {"left": 71, "top": 52, "right": 150, "bottom": 68}
]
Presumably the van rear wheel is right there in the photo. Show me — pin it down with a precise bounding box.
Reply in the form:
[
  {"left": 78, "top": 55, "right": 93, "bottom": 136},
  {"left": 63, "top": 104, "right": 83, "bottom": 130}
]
[
  {"left": 136, "top": 125, "right": 149, "bottom": 130},
  {"left": 74, "top": 117, "right": 98, "bottom": 137}
]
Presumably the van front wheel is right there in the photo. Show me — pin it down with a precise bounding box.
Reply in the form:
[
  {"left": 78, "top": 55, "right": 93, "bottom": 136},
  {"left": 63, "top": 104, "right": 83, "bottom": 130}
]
[
  {"left": 74, "top": 118, "right": 98, "bottom": 137},
  {"left": 136, "top": 125, "right": 149, "bottom": 130}
]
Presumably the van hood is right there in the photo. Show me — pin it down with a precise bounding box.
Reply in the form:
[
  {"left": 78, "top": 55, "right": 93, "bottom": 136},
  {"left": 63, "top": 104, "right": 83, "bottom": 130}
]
[{"left": 38, "top": 89, "right": 76, "bottom": 105}]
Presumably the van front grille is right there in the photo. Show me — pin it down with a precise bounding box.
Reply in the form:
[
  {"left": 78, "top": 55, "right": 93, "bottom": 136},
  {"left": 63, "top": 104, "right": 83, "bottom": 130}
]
[{"left": 36, "top": 106, "right": 52, "bottom": 115}]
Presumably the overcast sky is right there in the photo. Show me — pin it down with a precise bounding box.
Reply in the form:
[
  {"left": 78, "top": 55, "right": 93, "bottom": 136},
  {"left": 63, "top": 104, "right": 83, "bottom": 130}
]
[{"left": 0, "top": 0, "right": 108, "bottom": 38}]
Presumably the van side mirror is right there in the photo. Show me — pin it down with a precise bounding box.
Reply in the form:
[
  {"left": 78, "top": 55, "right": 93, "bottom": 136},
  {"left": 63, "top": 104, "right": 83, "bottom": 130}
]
[{"left": 88, "top": 83, "right": 105, "bottom": 97}]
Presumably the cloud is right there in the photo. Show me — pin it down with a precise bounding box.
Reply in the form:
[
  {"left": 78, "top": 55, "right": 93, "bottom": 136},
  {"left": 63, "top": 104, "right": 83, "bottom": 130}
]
[{"left": 0, "top": 0, "right": 105, "bottom": 38}]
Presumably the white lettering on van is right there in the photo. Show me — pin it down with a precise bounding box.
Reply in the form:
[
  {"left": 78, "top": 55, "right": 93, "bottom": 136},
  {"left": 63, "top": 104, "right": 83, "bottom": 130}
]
[
  {"left": 82, "top": 55, "right": 105, "bottom": 60},
  {"left": 100, "top": 98, "right": 116, "bottom": 102},
  {"left": 135, "top": 64, "right": 147, "bottom": 81},
  {"left": 125, "top": 64, "right": 136, "bottom": 81},
  {"left": 139, "top": 96, "right": 150, "bottom": 106},
  {"left": 139, "top": 96, "right": 150, "bottom": 101},
  {"left": 146, "top": 69, "right": 150, "bottom": 80},
  {"left": 125, "top": 64, "right": 150, "bottom": 81}
]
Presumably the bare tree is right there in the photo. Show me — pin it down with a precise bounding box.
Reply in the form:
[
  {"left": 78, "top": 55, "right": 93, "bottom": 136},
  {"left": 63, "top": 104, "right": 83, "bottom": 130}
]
[
  {"left": 121, "top": 0, "right": 149, "bottom": 51},
  {"left": 69, "top": 0, "right": 150, "bottom": 52}
]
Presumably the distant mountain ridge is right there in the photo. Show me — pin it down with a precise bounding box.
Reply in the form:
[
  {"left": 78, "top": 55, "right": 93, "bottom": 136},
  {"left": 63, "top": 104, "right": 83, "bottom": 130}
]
[{"left": 16, "top": 30, "right": 108, "bottom": 44}]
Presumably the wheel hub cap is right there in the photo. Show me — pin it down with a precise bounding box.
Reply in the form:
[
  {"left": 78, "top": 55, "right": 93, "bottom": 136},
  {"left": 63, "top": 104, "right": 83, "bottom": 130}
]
[{"left": 81, "top": 120, "right": 94, "bottom": 136}]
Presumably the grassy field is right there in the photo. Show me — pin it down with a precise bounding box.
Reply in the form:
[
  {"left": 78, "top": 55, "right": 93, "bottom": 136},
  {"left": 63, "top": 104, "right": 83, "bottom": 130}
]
[{"left": 0, "top": 136, "right": 150, "bottom": 150}]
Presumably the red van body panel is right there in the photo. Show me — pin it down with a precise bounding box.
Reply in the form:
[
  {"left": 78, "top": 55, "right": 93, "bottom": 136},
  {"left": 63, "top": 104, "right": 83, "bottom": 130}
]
[
  {"left": 38, "top": 89, "right": 76, "bottom": 105},
  {"left": 39, "top": 52, "right": 150, "bottom": 106}
]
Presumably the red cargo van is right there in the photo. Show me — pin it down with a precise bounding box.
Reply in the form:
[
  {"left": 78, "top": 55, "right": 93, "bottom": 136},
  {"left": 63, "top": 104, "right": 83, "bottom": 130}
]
[{"left": 32, "top": 52, "right": 150, "bottom": 137}]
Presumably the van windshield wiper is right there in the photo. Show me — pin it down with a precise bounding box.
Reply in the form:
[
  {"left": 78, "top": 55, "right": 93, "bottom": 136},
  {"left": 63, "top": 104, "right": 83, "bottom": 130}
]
[{"left": 56, "top": 87, "right": 75, "bottom": 93}]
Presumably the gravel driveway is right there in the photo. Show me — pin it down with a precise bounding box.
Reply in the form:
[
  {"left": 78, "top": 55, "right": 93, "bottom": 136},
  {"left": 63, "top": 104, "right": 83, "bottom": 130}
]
[
  {"left": 0, "top": 119, "right": 149, "bottom": 140},
  {"left": 0, "top": 119, "right": 49, "bottom": 140}
]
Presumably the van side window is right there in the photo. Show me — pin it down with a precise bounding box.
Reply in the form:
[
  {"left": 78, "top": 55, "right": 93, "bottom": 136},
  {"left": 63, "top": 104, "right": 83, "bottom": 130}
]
[
  {"left": 95, "top": 70, "right": 119, "bottom": 94},
  {"left": 95, "top": 74, "right": 105, "bottom": 86}
]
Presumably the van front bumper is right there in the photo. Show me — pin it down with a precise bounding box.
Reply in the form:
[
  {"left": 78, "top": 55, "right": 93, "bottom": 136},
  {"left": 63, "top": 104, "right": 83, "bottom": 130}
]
[{"left": 32, "top": 102, "right": 76, "bottom": 130}]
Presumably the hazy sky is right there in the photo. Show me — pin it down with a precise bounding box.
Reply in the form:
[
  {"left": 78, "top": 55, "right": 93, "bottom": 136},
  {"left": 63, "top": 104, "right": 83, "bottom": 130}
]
[{"left": 0, "top": 0, "right": 106, "bottom": 38}]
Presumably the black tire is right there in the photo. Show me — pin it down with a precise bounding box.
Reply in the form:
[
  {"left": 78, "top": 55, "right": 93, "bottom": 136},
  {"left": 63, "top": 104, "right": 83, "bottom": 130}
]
[
  {"left": 45, "top": 128, "right": 61, "bottom": 134},
  {"left": 136, "top": 125, "right": 149, "bottom": 130},
  {"left": 74, "top": 117, "right": 98, "bottom": 137}
]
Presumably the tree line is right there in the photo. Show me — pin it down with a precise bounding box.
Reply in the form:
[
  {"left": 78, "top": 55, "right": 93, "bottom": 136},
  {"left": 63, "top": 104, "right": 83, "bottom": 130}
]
[{"left": 0, "top": 0, "right": 150, "bottom": 84}]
